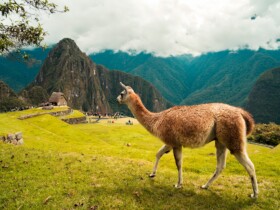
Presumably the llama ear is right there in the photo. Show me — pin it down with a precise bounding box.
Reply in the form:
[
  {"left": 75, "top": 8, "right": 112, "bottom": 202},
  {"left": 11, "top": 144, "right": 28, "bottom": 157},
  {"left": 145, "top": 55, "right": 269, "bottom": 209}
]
[{"left": 120, "top": 82, "right": 127, "bottom": 90}]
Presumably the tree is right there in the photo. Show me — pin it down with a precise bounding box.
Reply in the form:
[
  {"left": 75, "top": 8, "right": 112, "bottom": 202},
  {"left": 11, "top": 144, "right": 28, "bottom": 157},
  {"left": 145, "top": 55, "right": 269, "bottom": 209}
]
[
  {"left": 0, "top": 96, "right": 27, "bottom": 112},
  {"left": 20, "top": 85, "right": 49, "bottom": 105},
  {"left": 0, "top": 0, "right": 68, "bottom": 57}
]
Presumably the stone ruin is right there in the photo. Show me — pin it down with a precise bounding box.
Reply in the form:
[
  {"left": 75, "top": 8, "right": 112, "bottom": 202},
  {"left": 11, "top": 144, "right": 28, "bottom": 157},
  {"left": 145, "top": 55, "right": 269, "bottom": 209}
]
[{"left": 1, "top": 132, "right": 24, "bottom": 145}]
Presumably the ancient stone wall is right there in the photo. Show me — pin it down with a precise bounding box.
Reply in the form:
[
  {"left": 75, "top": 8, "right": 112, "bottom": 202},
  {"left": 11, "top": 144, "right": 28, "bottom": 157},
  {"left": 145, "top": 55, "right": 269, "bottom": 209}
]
[
  {"left": 18, "top": 108, "right": 72, "bottom": 120},
  {"left": 1, "top": 132, "right": 23, "bottom": 145},
  {"left": 61, "top": 116, "right": 87, "bottom": 124}
]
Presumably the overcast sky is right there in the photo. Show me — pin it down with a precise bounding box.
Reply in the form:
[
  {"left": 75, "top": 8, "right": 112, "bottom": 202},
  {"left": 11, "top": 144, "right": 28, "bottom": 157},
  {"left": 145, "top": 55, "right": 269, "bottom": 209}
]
[{"left": 41, "top": 0, "right": 280, "bottom": 56}]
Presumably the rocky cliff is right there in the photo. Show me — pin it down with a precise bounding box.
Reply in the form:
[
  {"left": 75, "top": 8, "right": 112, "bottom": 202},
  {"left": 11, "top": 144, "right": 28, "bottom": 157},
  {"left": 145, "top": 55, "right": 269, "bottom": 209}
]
[{"left": 25, "top": 38, "right": 171, "bottom": 114}]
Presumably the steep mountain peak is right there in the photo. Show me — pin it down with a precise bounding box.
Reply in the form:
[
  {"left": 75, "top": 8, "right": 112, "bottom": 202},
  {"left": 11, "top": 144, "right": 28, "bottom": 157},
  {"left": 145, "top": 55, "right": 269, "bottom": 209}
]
[
  {"left": 57, "top": 38, "right": 80, "bottom": 50},
  {"left": 34, "top": 37, "right": 93, "bottom": 85},
  {"left": 48, "top": 37, "right": 85, "bottom": 61},
  {"left": 26, "top": 38, "right": 170, "bottom": 114},
  {"left": 59, "top": 37, "right": 76, "bottom": 44}
]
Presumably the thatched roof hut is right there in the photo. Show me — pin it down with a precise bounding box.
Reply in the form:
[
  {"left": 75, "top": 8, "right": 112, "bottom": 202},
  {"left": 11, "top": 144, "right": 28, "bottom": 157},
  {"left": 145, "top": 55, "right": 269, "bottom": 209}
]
[{"left": 49, "top": 92, "right": 67, "bottom": 106}]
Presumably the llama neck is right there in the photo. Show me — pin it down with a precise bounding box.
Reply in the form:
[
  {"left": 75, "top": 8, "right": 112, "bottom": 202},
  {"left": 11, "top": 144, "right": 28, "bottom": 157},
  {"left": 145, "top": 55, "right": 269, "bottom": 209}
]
[{"left": 127, "top": 94, "right": 157, "bottom": 132}]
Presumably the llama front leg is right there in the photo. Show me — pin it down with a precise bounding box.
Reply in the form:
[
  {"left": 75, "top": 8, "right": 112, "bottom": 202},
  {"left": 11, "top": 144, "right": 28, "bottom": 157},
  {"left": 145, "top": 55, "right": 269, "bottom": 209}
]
[
  {"left": 173, "top": 146, "right": 183, "bottom": 188},
  {"left": 149, "top": 145, "right": 172, "bottom": 178}
]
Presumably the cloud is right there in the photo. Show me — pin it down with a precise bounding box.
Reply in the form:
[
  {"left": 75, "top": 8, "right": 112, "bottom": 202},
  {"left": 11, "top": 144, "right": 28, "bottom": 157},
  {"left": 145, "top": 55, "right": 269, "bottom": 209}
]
[{"left": 41, "top": 0, "right": 280, "bottom": 56}]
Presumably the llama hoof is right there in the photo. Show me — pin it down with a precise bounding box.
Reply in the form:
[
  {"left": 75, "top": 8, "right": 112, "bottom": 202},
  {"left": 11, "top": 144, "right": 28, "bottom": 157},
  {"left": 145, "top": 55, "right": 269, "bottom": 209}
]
[
  {"left": 174, "top": 184, "right": 182, "bottom": 188},
  {"left": 249, "top": 193, "right": 258, "bottom": 199},
  {"left": 201, "top": 185, "right": 209, "bottom": 189},
  {"left": 149, "top": 173, "right": 156, "bottom": 178}
]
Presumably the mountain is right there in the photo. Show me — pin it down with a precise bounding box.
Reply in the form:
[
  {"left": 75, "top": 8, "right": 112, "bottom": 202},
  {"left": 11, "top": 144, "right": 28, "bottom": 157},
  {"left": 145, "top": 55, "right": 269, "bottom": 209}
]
[
  {"left": 246, "top": 67, "right": 280, "bottom": 124},
  {"left": 90, "top": 49, "right": 280, "bottom": 106},
  {"left": 89, "top": 50, "right": 152, "bottom": 72},
  {"left": 130, "top": 56, "right": 191, "bottom": 104},
  {"left": 2, "top": 43, "right": 280, "bottom": 109},
  {"left": 90, "top": 51, "right": 191, "bottom": 104},
  {"left": 0, "top": 80, "right": 26, "bottom": 112},
  {"left": 181, "top": 50, "right": 280, "bottom": 106},
  {"left": 0, "top": 48, "right": 50, "bottom": 92},
  {"left": 23, "top": 38, "right": 171, "bottom": 115},
  {"left": 0, "top": 80, "right": 17, "bottom": 99}
]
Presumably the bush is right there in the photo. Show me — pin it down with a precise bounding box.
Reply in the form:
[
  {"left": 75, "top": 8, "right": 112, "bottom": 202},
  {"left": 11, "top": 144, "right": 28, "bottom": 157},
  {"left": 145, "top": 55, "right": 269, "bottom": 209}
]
[
  {"left": 248, "top": 123, "right": 280, "bottom": 146},
  {"left": 0, "top": 97, "right": 27, "bottom": 112},
  {"left": 20, "top": 86, "right": 49, "bottom": 106}
]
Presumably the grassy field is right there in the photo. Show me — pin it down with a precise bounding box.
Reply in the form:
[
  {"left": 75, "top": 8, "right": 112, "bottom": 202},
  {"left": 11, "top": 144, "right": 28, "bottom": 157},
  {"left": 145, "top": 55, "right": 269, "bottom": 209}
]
[
  {"left": 0, "top": 108, "right": 279, "bottom": 209},
  {"left": 59, "top": 110, "right": 85, "bottom": 120}
]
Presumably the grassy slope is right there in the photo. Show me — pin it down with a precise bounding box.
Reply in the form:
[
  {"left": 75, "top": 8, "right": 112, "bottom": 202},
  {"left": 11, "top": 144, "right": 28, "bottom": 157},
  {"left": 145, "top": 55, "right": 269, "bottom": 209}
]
[
  {"left": 0, "top": 110, "right": 279, "bottom": 209},
  {"left": 59, "top": 110, "right": 85, "bottom": 119}
]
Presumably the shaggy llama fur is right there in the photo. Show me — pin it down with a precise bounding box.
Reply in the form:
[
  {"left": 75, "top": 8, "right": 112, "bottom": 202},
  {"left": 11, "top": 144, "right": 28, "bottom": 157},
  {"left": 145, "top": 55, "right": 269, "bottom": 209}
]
[{"left": 117, "top": 82, "right": 258, "bottom": 198}]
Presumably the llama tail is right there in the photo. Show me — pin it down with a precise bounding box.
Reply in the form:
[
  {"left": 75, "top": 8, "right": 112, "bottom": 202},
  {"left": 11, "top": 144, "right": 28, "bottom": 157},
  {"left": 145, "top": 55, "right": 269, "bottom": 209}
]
[{"left": 241, "top": 109, "right": 255, "bottom": 135}]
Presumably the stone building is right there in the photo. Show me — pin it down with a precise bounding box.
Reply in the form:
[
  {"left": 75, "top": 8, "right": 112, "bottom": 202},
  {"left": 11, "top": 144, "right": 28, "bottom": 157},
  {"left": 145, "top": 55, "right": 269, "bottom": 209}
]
[{"left": 49, "top": 92, "right": 67, "bottom": 106}]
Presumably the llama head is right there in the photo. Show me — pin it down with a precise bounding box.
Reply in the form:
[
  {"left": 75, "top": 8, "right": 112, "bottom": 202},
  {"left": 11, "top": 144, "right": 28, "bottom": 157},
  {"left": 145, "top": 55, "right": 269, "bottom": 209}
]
[{"left": 117, "top": 82, "right": 135, "bottom": 104}]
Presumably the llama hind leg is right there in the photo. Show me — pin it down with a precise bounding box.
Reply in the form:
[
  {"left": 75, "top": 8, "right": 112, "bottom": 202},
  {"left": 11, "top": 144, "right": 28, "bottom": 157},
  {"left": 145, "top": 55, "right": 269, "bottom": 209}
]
[
  {"left": 234, "top": 151, "right": 258, "bottom": 198},
  {"left": 149, "top": 145, "right": 172, "bottom": 178},
  {"left": 173, "top": 146, "right": 183, "bottom": 188},
  {"left": 202, "top": 141, "right": 227, "bottom": 189}
]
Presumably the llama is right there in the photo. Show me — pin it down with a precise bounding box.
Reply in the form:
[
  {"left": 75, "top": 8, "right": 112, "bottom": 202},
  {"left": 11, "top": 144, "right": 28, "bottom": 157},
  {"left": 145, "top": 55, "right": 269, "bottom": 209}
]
[{"left": 117, "top": 82, "right": 258, "bottom": 198}]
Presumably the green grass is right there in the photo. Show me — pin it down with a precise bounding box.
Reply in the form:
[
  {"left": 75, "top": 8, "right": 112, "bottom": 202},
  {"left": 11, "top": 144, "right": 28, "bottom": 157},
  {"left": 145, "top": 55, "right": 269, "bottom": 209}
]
[
  {"left": 0, "top": 110, "right": 280, "bottom": 209},
  {"left": 59, "top": 110, "right": 85, "bottom": 119},
  {"left": 0, "top": 106, "right": 69, "bottom": 136}
]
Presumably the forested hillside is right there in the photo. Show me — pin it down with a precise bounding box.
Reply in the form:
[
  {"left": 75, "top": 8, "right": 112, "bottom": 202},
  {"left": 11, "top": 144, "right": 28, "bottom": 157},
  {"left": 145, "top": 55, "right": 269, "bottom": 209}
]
[
  {"left": 91, "top": 51, "right": 192, "bottom": 104},
  {"left": 0, "top": 48, "right": 50, "bottom": 92},
  {"left": 246, "top": 67, "right": 280, "bottom": 124},
  {"left": 2, "top": 43, "right": 280, "bottom": 113},
  {"left": 91, "top": 49, "right": 280, "bottom": 106},
  {"left": 181, "top": 50, "right": 280, "bottom": 106},
  {"left": 0, "top": 81, "right": 26, "bottom": 112}
]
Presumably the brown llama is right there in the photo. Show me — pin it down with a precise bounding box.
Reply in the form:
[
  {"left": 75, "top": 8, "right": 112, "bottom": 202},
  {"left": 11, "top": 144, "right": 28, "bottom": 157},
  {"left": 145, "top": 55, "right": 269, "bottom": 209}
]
[{"left": 117, "top": 82, "right": 258, "bottom": 198}]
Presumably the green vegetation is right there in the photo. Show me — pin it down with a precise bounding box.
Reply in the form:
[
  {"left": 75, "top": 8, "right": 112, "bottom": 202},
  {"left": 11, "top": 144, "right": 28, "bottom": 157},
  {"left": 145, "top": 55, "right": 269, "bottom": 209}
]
[
  {"left": 59, "top": 110, "right": 85, "bottom": 119},
  {"left": 3, "top": 48, "right": 280, "bottom": 107},
  {"left": 21, "top": 38, "right": 171, "bottom": 116},
  {"left": 0, "top": 107, "right": 69, "bottom": 136},
  {"left": 0, "top": 109, "right": 280, "bottom": 209},
  {"left": 0, "top": 96, "right": 27, "bottom": 112},
  {"left": 246, "top": 67, "right": 280, "bottom": 124},
  {"left": 20, "top": 86, "right": 49, "bottom": 106},
  {"left": 90, "top": 49, "right": 280, "bottom": 107},
  {"left": 0, "top": 0, "right": 68, "bottom": 55},
  {"left": 249, "top": 123, "right": 280, "bottom": 146},
  {"left": 0, "top": 48, "right": 50, "bottom": 92},
  {"left": 0, "top": 80, "right": 27, "bottom": 112}
]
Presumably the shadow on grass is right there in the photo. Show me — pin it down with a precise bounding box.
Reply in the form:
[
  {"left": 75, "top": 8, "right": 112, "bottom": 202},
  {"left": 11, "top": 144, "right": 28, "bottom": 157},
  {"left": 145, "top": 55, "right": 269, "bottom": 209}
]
[{"left": 86, "top": 178, "right": 258, "bottom": 210}]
